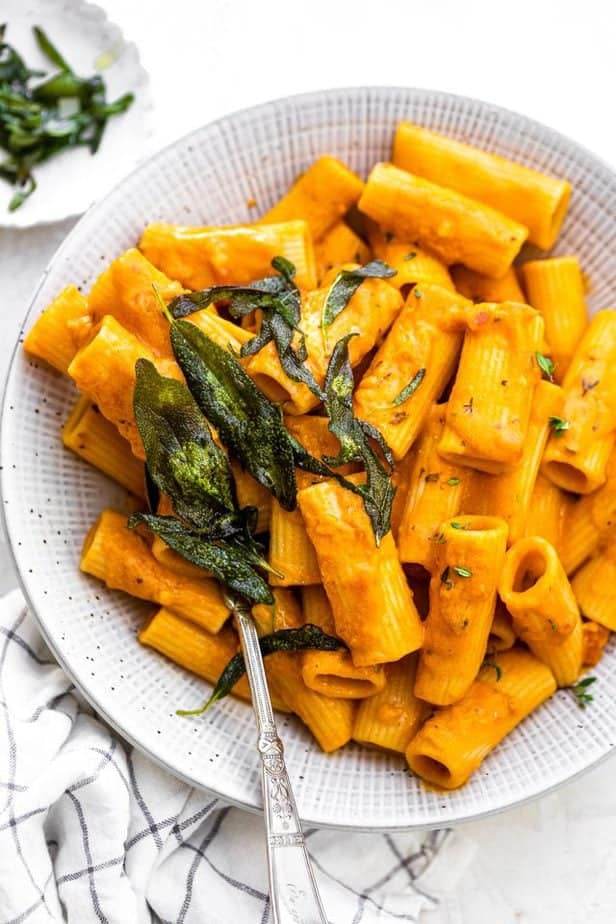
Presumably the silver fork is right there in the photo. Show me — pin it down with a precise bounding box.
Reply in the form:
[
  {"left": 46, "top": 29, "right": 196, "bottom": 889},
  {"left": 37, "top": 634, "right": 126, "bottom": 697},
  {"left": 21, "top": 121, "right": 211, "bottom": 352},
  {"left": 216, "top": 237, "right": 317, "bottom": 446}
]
[{"left": 230, "top": 596, "right": 329, "bottom": 924}]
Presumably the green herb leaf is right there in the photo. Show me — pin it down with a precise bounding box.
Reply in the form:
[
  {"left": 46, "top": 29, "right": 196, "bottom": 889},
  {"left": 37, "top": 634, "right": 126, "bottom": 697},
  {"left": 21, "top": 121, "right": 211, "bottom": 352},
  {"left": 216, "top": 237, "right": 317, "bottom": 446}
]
[
  {"left": 403, "top": 251, "right": 417, "bottom": 261},
  {"left": 447, "top": 477, "right": 461, "bottom": 486},
  {"left": 321, "top": 260, "right": 396, "bottom": 330},
  {"left": 569, "top": 675, "right": 597, "bottom": 709},
  {"left": 440, "top": 566, "right": 454, "bottom": 590},
  {"left": 0, "top": 25, "right": 134, "bottom": 209},
  {"left": 549, "top": 416, "right": 570, "bottom": 437},
  {"left": 128, "top": 513, "right": 273, "bottom": 606},
  {"left": 535, "top": 351, "right": 555, "bottom": 381},
  {"left": 32, "top": 26, "right": 71, "bottom": 71},
  {"left": 177, "top": 624, "right": 347, "bottom": 715},
  {"left": 450, "top": 521, "right": 465, "bottom": 529},
  {"left": 322, "top": 334, "right": 395, "bottom": 544},
  {"left": 482, "top": 659, "right": 502, "bottom": 681},
  {"left": 169, "top": 259, "right": 324, "bottom": 399},
  {"left": 168, "top": 320, "right": 298, "bottom": 510},
  {"left": 453, "top": 565, "right": 473, "bottom": 578},
  {"left": 392, "top": 368, "right": 426, "bottom": 407},
  {"left": 133, "top": 360, "right": 237, "bottom": 531}
]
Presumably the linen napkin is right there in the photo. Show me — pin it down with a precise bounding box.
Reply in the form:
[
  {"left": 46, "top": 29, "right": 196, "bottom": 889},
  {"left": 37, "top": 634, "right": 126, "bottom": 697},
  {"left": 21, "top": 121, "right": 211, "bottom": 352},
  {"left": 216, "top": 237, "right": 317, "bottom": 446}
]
[{"left": 0, "top": 589, "right": 473, "bottom": 923}]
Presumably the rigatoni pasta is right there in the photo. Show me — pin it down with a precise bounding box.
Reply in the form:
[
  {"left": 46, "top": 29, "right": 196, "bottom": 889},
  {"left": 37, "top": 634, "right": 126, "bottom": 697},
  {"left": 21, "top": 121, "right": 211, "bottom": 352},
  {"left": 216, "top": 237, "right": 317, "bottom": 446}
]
[
  {"left": 27, "top": 115, "right": 614, "bottom": 792},
  {"left": 392, "top": 121, "right": 571, "bottom": 249},
  {"left": 543, "top": 310, "right": 616, "bottom": 494},
  {"left": 358, "top": 162, "right": 528, "bottom": 278},
  {"left": 414, "top": 515, "right": 508, "bottom": 705}
]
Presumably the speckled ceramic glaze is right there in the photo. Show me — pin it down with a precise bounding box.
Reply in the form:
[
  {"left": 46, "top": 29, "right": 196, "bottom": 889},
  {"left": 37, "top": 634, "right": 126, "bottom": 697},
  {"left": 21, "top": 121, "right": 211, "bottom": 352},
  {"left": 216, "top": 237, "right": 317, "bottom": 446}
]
[{"left": 3, "top": 88, "right": 616, "bottom": 830}]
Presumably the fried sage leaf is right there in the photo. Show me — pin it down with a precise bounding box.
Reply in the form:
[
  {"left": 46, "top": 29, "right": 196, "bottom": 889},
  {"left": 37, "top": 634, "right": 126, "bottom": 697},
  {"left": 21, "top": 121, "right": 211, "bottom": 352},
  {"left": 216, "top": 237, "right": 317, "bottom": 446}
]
[
  {"left": 133, "top": 359, "right": 237, "bottom": 530},
  {"left": 169, "top": 320, "right": 298, "bottom": 510},
  {"left": 178, "top": 624, "right": 347, "bottom": 715},
  {"left": 128, "top": 514, "right": 273, "bottom": 606},
  {"left": 323, "top": 334, "right": 395, "bottom": 544},
  {"left": 321, "top": 259, "right": 396, "bottom": 330},
  {"left": 169, "top": 257, "right": 323, "bottom": 398}
]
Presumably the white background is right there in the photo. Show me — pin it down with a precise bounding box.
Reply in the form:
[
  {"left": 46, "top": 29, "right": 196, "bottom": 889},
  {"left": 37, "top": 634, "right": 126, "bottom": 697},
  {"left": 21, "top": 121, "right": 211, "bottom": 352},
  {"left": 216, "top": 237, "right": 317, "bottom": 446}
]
[{"left": 1, "top": 0, "right": 616, "bottom": 920}]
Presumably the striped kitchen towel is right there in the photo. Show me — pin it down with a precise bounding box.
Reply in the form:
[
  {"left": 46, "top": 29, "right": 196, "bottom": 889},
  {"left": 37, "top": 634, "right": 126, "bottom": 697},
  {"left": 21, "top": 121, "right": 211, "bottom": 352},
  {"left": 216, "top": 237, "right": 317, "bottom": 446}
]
[{"left": 0, "top": 589, "right": 473, "bottom": 923}]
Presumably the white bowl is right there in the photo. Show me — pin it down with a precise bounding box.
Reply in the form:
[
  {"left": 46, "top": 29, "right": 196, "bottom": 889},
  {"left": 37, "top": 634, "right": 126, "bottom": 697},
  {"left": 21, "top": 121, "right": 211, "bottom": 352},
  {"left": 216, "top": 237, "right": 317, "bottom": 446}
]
[
  {"left": 2, "top": 88, "right": 616, "bottom": 830},
  {"left": 0, "top": 0, "right": 153, "bottom": 227}
]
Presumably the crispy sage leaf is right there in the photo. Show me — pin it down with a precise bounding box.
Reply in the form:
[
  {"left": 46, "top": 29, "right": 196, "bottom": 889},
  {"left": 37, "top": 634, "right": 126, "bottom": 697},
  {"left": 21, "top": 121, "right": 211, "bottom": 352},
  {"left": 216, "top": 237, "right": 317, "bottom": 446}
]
[
  {"left": 178, "top": 624, "right": 347, "bottom": 715},
  {"left": 169, "top": 320, "right": 298, "bottom": 510},
  {"left": 133, "top": 359, "right": 237, "bottom": 530},
  {"left": 169, "top": 258, "right": 323, "bottom": 398},
  {"left": 321, "top": 259, "right": 396, "bottom": 330},
  {"left": 128, "top": 514, "right": 273, "bottom": 606},
  {"left": 322, "top": 334, "right": 395, "bottom": 544}
]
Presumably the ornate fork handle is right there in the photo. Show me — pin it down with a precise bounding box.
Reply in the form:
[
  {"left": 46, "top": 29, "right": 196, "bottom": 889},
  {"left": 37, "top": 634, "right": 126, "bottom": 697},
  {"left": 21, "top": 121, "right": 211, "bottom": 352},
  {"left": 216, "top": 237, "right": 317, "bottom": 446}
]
[{"left": 232, "top": 599, "right": 328, "bottom": 924}]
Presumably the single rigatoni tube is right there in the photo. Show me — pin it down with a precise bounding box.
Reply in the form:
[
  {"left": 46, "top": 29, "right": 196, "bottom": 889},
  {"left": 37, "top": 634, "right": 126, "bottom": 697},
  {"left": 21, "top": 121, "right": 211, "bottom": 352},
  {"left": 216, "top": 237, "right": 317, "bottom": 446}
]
[
  {"left": 415, "top": 515, "right": 508, "bottom": 705},
  {"left": 252, "top": 590, "right": 355, "bottom": 751},
  {"left": 543, "top": 311, "right": 616, "bottom": 494},
  {"left": 499, "top": 536, "right": 583, "bottom": 686},
  {"left": 23, "top": 285, "right": 91, "bottom": 374},
  {"left": 140, "top": 608, "right": 250, "bottom": 700},
  {"left": 358, "top": 163, "right": 528, "bottom": 278},
  {"left": 353, "top": 655, "right": 430, "bottom": 753},
  {"left": 315, "top": 222, "right": 370, "bottom": 282},
  {"left": 520, "top": 257, "right": 588, "bottom": 382},
  {"left": 140, "top": 219, "right": 317, "bottom": 290},
  {"left": 559, "top": 495, "right": 600, "bottom": 575},
  {"left": 487, "top": 601, "right": 517, "bottom": 652},
  {"left": 458, "top": 381, "right": 562, "bottom": 543},
  {"left": 524, "top": 473, "right": 568, "bottom": 550},
  {"left": 259, "top": 156, "right": 364, "bottom": 241},
  {"left": 248, "top": 277, "right": 402, "bottom": 415},
  {"left": 571, "top": 548, "right": 616, "bottom": 631},
  {"left": 62, "top": 397, "right": 145, "bottom": 499},
  {"left": 88, "top": 249, "right": 184, "bottom": 358},
  {"left": 438, "top": 302, "right": 543, "bottom": 473},
  {"left": 353, "top": 285, "right": 470, "bottom": 459},
  {"left": 390, "top": 451, "right": 414, "bottom": 543},
  {"left": 300, "top": 587, "right": 385, "bottom": 699},
  {"left": 380, "top": 242, "right": 454, "bottom": 292},
  {"left": 80, "top": 510, "right": 229, "bottom": 633},
  {"left": 268, "top": 501, "right": 321, "bottom": 586},
  {"left": 298, "top": 479, "right": 423, "bottom": 666},
  {"left": 392, "top": 122, "right": 571, "bottom": 249},
  {"left": 451, "top": 265, "right": 525, "bottom": 303},
  {"left": 406, "top": 649, "right": 556, "bottom": 789},
  {"left": 68, "top": 316, "right": 182, "bottom": 460},
  {"left": 398, "top": 404, "right": 467, "bottom": 567},
  {"left": 582, "top": 620, "right": 610, "bottom": 667}
]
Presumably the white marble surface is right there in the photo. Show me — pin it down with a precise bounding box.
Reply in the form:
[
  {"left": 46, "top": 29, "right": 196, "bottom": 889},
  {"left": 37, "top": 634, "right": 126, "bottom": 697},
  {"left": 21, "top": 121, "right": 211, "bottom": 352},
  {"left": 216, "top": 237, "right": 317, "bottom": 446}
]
[{"left": 1, "top": 1, "right": 615, "bottom": 920}]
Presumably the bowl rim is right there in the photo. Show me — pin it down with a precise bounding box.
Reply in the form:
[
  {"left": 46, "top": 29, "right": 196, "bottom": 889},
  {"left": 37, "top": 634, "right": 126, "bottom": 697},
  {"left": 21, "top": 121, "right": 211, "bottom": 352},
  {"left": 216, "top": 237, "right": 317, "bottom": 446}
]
[{"left": 3, "top": 84, "right": 616, "bottom": 831}]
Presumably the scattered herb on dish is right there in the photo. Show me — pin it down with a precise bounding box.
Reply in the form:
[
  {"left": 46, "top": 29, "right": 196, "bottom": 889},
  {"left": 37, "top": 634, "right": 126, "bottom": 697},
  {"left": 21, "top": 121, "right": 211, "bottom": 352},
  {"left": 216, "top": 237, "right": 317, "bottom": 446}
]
[
  {"left": 549, "top": 415, "right": 570, "bottom": 437},
  {"left": 0, "top": 24, "right": 134, "bottom": 210},
  {"left": 392, "top": 367, "right": 426, "bottom": 407},
  {"left": 535, "top": 351, "right": 555, "bottom": 382},
  {"left": 569, "top": 675, "right": 596, "bottom": 709}
]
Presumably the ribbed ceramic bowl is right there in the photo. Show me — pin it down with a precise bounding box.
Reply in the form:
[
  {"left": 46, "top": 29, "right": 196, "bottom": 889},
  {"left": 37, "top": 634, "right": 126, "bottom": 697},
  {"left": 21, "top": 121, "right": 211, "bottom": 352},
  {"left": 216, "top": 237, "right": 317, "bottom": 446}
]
[{"left": 3, "top": 88, "right": 616, "bottom": 830}]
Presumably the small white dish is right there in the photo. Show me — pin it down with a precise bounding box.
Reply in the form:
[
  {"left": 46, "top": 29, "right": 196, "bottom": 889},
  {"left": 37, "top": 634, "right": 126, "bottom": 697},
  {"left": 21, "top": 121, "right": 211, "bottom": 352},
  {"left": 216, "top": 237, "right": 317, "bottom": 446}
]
[
  {"left": 0, "top": 0, "right": 153, "bottom": 227},
  {"left": 3, "top": 87, "right": 616, "bottom": 830}
]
